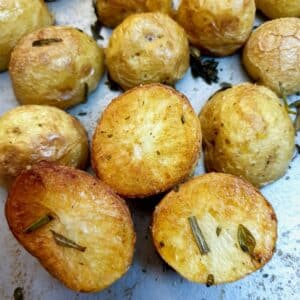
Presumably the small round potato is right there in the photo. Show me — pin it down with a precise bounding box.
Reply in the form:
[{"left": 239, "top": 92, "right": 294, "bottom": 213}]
[
  {"left": 9, "top": 26, "right": 105, "bottom": 109},
  {"left": 0, "top": 105, "right": 88, "bottom": 187},
  {"left": 5, "top": 162, "right": 135, "bottom": 292},
  {"left": 255, "top": 0, "right": 300, "bottom": 19},
  {"left": 0, "top": 0, "right": 53, "bottom": 71},
  {"left": 176, "top": 0, "right": 256, "bottom": 56},
  {"left": 106, "top": 12, "right": 189, "bottom": 90},
  {"left": 152, "top": 173, "right": 277, "bottom": 285},
  {"left": 95, "top": 0, "right": 173, "bottom": 28},
  {"left": 243, "top": 18, "right": 300, "bottom": 96},
  {"left": 92, "top": 84, "right": 201, "bottom": 198},
  {"left": 199, "top": 83, "right": 295, "bottom": 187}
]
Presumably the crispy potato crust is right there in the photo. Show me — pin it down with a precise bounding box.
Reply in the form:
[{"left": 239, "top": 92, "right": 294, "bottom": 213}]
[
  {"left": 152, "top": 173, "right": 277, "bottom": 284},
  {"left": 243, "top": 18, "right": 300, "bottom": 96},
  {"left": 255, "top": 0, "right": 300, "bottom": 19},
  {"left": 199, "top": 83, "right": 295, "bottom": 187},
  {"left": 9, "top": 26, "right": 105, "bottom": 109},
  {"left": 92, "top": 84, "right": 202, "bottom": 198},
  {"left": 105, "top": 12, "right": 189, "bottom": 90},
  {"left": 5, "top": 162, "right": 136, "bottom": 292},
  {"left": 0, "top": 105, "right": 88, "bottom": 187},
  {"left": 0, "top": 0, "right": 53, "bottom": 71},
  {"left": 96, "top": 0, "right": 173, "bottom": 28},
  {"left": 176, "top": 0, "right": 255, "bottom": 56}
]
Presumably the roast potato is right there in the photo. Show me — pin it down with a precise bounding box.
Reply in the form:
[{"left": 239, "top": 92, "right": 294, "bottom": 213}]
[
  {"left": 105, "top": 12, "right": 189, "bottom": 90},
  {"left": 255, "top": 0, "right": 300, "bottom": 19},
  {"left": 5, "top": 162, "right": 135, "bottom": 292},
  {"left": 0, "top": 0, "right": 53, "bottom": 71},
  {"left": 199, "top": 83, "right": 295, "bottom": 187},
  {"left": 176, "top": 0, "right": 256, "bottom": 56},
  {"left": 95, "top": 0, "right": 173, "bottom": 28},
  {"left": 92, "top": 84, "right": 201, "bottom": 198},
  {"left": 0, "top": 105, "right": 88, "bottom": 187},
  {"left": 243, "top": 18, "right": 300, "bottom": 96},
  {"left": 9, "top": 26, "right": 105, "bottom": 109},
  {"left": 152, "top": 173, "right": 277, "bottom": 285}
]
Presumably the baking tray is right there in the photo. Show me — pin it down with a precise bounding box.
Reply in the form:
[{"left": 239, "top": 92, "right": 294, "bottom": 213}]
[{"left": 0, "top": 0, "right": 299, "bottom": 299}]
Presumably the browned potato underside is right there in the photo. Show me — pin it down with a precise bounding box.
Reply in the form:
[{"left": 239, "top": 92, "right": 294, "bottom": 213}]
[
  {"left": 6, "top": 162, "right": 135, "bottom": 292},
  {"left": 0, "top": 105, "right": 88, "bottom": 187},
  {"left": 9, "top": 26, "right": 105, "bottom": 109},
  {"left": 176, "top": 0, "right": 255, "bottom": 56},
  {"left": 243, "top": 18, "right": 300, "bottom": 96},
  {"left": 105, "top": 12, "right": 189, "bottom": 90},
  {"left": 255, "top": 0, "right": 300, "bottom": 19},
  {"left": 152, "top": 173, "right": 277, "bottom": 284},
  {"left": 0, "top": 0, "right": 53, "bottom": 71},
  {"left": 199, "top": 83, "right": 295, "bottom": 187},
  {"left": 96, "top": 0, "right": 173, "bottom": 28},
  {"left": 92, "top": 84, "right": 201, "bottom": 198}
]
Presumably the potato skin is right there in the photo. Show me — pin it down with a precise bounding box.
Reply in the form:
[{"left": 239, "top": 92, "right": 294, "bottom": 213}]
[
  {"left": 106, "top": 12, "right": 189, "bottom": 90},
  {"left": 152, "top": 173, "right": 277, "bottom": 284},
  {"left": 5, "top": 162, "right": 135, "bottom": 292},
  {"left": 256, "top": 0, "right": 300, "bottom": 19},
  {"left": 0, "top": 0, "right": 53, "bottom": 71},
  {"left": 0, "top": 105, "right": 88, "bottom": 187},
  {"left": 9, "top": 26, "right": 105, "bottom": 109},
  {"left": 243, "top": 18, "right": 300, "bottom": 96},
  {"left": 176, "top": 0, "right": 255, "bottom": 56},
  {"left": 92, "top": 84, "right": 201, "bottom": 198},
  {"left": 199, "top": 83, "right": 295, "bottom": 187},
  {"left": 96, "top": 0, "right": 173, "bottom": 28}
]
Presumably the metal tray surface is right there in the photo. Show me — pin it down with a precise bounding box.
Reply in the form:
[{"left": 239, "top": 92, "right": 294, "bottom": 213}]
[{"left": 0, "top": 1, "right": 299, "bottom": 299}]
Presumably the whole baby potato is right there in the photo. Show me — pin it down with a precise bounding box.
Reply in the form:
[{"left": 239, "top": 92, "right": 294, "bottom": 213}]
[
  {"left": 199, "top": 83, "right": 295, "bottom": 187},
  {"left": 95, "top": 0, "right": 173, "bottom": 28},
  {"left": 176, "top": 0, "right": 256, "bottom": 56},
  {"left": 9, "top": 26, "right": 105, "bottom": 109},
  {"left": 0, "top": 105, "right": 88, "bottom": 187},
  {"left": 106, "top": 12, "right": 189, "bottom": 90},
  {"left": 0, "top": 0, "right": 53, "bottom": 71},
  {"left": 243, "top": 18, "right": 300, "bottom": 96},
  {"left": 255, "top": 0, "right": 300, "bottom": 19}
]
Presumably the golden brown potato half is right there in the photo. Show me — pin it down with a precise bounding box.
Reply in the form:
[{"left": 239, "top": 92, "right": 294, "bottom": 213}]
[
  {"left": 243, "top": 18, "right": 300, "bottom": 96},
  {"left": 95, "top": 0, "right": 173, "bottom": 28},
  {"left": 106, "top": 12, "right": 189, "bottom": 90},
  {"left": 9, "top": 26, "right": 105, "bottom": 109},
  {"left": 199, "top": 83, "right": 295, "bottom": 187},
  {"left": 255, "top": 0, "right": 300, "bottom": 19},
  {"left": 0, "top": 0, "right": 53, "bottom": 71},
  {"left": 0, "top": 105, "right": 88, "bottom": 187},
  {"left": 92, "top": 84, "right": 201, "bottom": 198},
  {"left": 5, "top": 162, "right": 135, "bottom": 292},
  {"left": 152, "top": 172, "right": 277, "bottom": 285},
  {"left": 176, "top": 0, "right": 255, "bottom": 56}
]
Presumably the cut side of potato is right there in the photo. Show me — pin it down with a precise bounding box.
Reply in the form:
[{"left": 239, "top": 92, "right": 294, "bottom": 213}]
[{"left": 152, "top": 173, "right": 277, "bottom": 285}]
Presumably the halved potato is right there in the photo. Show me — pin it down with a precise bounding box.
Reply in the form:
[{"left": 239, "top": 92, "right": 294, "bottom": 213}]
[
  {"left": 92, "top": 84, "right": 201, "bottom": 198},
  {"left": 5, "top": 162, "right": 136, "bottom": 292},
  {"left": 152, "top": 172, "right": 277, "bottom": 285}
]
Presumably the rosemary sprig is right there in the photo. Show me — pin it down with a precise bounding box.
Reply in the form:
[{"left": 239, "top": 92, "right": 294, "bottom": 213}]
[
  {"left": 51, "top": 230, "right": 86, "bottom": 252},
  {"left": 23, "top": 214, "right": 53, "bottom": 233},
  {"left": 32, "top": 38, "right": 63, "bottom": 47},
  {"left": 188, "top": 216, "right": 210, "bottom": 255},
  {"left": 237, "top": 224, "right": 256, "bottom": 256}
]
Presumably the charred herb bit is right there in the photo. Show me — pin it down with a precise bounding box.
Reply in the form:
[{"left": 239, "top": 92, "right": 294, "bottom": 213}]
[
  {"left": 237, "top": 224, "right": 256, "bottom": 256},
  {"left": 32, "top": 38, "right": 63, "bottom": 47},
  {"left": 51, "top": 230, "right": 86, "bottom": 252},
  {"left": 181, "top": 115, "right": 186, "bottom": 124},
  {"left": 23, "top": 214, "right": 53, "bottom": 233},
  {"left": 91, "top": 20, "right": 104, "bottom": 41},
  {"left": 78, "top": 111, "right": 87, "bottom": 116},
  {"left": 188, "top": 216, "right": 210, "bottom": 255},
  {"left": 216, "top": 226, "right": 222, "bottom": 237},
  {"left": 13, "top": 287, "right": 23, "bottom": 300},
  {"left": 83, "top": 83, "right": 89, "bottom": 103},
  {"left": 105, "top": 73, "right": 122, "bottom": 91},
  {"left": 206, "top": 274, "right": 214, "bottom": 287}
]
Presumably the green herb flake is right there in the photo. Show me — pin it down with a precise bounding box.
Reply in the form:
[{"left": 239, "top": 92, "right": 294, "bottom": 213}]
[
  {"left": 13, "top": 287, "right": 23, "bottom": 300},
  {"left": 32, "top": 38, "right": 63, "bottom": 47},
  {"left": 51, "top": 230, "right": 86, "bottom": 252},
  {"left": 237, "top": 224, "right": 256, "bottom": 256},
  {"left": 23, "top": 214, "right": 53, "bottom": 233},
  {"left": 216, "top": 226, "right": 222, "bottom": 237},
  {"left": 206, "top": 274, "right": 214, "bottom": 287}
]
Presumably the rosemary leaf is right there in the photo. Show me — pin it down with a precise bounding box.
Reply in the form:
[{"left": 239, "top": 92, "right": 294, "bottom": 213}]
[
  {"left": 216, "top": 226, "right": 222, "bottom": 237},
  {"left": 23, "top": 214, "right": 53, "bottom": 233},
  {"left": 51, "top": 230, "right": 86, "bottom": 252},
  {"left": 289, "top": 100, "right": 300, "bottom": 108},
  {"left": 188, "top": 216, "right": 210, "bottom": 255},
  {"left": 32, "top": 38, "right": 63, "bottom": 47},
  {"left": 206, "top": 274, "right": 214, "bottom": 287},
  {"left": 237, "top": 224, "right": 256, "bottom": 256},
  {"left": 13, "top": 287, "right": 23, "bottom": 300}
]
